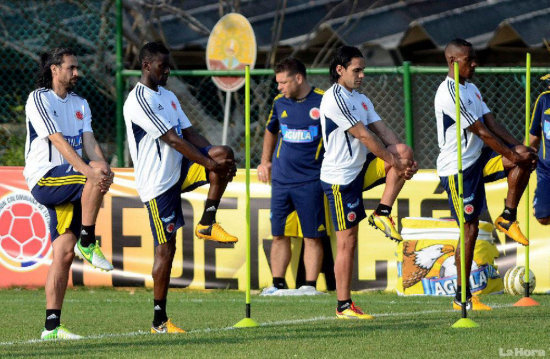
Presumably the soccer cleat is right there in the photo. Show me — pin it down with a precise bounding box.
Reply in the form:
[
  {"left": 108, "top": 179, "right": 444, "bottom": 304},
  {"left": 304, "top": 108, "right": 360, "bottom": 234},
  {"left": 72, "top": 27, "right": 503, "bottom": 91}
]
[
  {"left": 259, "top": 286, "right": 279, "bottom": 296},
  {"left": 74, "top": 240, "right": 114, "bottom": 271},
  {"left": 336, "top": 302, "right": 374, "bottom": 320},
  {"left": 297, "top": 285, "right": 326, "bottom": 295},
  {"left": 494, "top": 216, "right": 528, "bottom": 246},
  {"left": 368, "top": 213, "right": 402, "bottom": 242},
  {"left": 452, "top": 296, "right": 491, "bottom": 311},
  {"left": 151, "top": 319, "right": 186, "bottom": 334},
  {"left": 41, "top": 324, "right": 82, "bottom": 340},
  {"left": 195, "top": 222, "right": 238, "bottom": 243}
]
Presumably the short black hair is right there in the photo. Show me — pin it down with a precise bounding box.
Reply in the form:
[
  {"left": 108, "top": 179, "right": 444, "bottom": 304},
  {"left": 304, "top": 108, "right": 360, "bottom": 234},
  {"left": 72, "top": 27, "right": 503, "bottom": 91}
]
[
  {"left": 139, "top": 41, "right": 170, "bottom": 65},
  {"left": 36, "top": 47, "right": 75, "bottom": 89},
  {"left": 446, "top": 38, "right": 473, "bottom": 50},
  {"left": 274, "top": 57, "right": 307, "bottom": 78},
  {"left": 329, "top": 46, "right": 363, "bottom": 83}
]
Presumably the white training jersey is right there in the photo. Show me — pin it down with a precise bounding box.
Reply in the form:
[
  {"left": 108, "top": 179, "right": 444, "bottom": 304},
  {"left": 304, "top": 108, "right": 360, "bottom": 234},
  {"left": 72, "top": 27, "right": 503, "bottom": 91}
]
[
  {"left": 320, "top": 83, "right": 382, "bottom": 185},
  {"left": 123, "top": 82, "right": 192, "bottom": 202},
  {"left": 434, "top": 77, "right": 490, "bottom": 176},
  {"left": 23, "top": 88, "right": 93, "bottom": 190}
]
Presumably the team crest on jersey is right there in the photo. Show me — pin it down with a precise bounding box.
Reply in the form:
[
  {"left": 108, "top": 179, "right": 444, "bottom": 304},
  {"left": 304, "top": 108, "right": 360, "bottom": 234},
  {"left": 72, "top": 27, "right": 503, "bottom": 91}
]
[
  {"left": 75, "top": 111, "right": 83, "bottom": 120},
  {"left": 171, "top": 101, "right": 177, "bottom": 110},
  {"left": 347, "top": 211, "right": 356, "bottom": 222},
  {"left": 362, "top": 102, "right": 368, "bottom": 111},
  {"left": 464, "top": 204, "right": 474, "bottom": 215},
  {"left": 166, "top": 223, "right": 175, "bottom": 233},
  {"left": 309, "top": 107, "right": 320, "bottom": 120}
]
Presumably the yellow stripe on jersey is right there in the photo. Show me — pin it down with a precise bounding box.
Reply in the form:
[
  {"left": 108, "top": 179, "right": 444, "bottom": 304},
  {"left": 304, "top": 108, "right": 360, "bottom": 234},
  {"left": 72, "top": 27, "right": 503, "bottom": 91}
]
[
  {"left": 37, "top": 175, "right": 86, "bottom": 186},
  {"left": 313, "top": 88, "right": 325, "bottom": 95},
  {"left": 448, "top": 176, "right": 461, "bottom": 218},
  {"left": 482, "top": 154, "right": 504, "bottom": 178},
  {"left": 181, "top": 163, "right": 207, "bottom": 192},
  {"left": 55, "top": 202, "right": 74, "bottom": 235},
  {"left": 265, "top": 94, "right": 284, "bottom": 128},
  {"left": 276, "top": 137, "right": 283, "bottom": 158},
  {"left": 314, "top": 138, "right": 323, "bottom": 160},
  {"left": 363, "top": 157, "right": 386, "bottom": 190},
  {"left": 530, "top": 91, "right": 550, "bottom": 160},
  {"left": 149, "top": 199, "right": 166, "bottom": 244},
  {"left": 332, "top": 185, "right": 346, "bottom": 230}
]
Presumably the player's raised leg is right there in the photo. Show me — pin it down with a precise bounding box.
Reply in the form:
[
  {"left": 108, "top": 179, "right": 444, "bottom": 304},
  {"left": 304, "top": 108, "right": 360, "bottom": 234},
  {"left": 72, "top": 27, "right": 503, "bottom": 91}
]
[
  {"left": 195, "top": 145, "right": 238, "bottom": 243},
  {"left": 368, "top": 144, "right": 415, "bottom": 242}
]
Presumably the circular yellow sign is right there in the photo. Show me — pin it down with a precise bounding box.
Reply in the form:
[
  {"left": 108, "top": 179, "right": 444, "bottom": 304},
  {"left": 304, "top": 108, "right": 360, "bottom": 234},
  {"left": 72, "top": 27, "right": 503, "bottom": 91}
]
[{"left": 206, "top": 13, "right": 257, "bottom": 92}]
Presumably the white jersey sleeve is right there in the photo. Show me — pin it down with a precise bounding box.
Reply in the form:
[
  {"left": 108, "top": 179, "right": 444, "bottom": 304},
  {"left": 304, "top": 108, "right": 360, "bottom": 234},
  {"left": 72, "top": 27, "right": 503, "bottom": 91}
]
[
  {"left": 436, "top": 81, "right": 480, "bottom": 130},
  {"left": 322, "top": 86, "right": 360, "bottom": 131},
  {"left": 26, "top": 90, "right": 59, "bottom": 137},
  {"left": 362, "top": 96, "right": 382, "bottom": 126},
  {"left": 82, "top": 99, "right": 93, "bottom": 133},
  {"left": 130, "top": 85, "right": 173, "bottom": 138},
  {"left": 174, "top": 97, "right": 192, "bottom": 130}
]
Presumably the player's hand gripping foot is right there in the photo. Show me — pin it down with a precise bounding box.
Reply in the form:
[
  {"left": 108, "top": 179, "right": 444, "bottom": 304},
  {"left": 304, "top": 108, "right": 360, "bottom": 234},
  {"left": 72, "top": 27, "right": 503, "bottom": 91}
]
[
  {"left": 336, "top": 302, "right": 374, "bottom": 320},
  {"left": 74, "top": 239, "right": 114, "bottom": 271},
  {"left": 494, "top": 216, "right": 528, "bottom": 246},
  {"left": 195, "top": 222, "right": 238, "bottom": 243},
  {"left": 452, "top": 296, "right": 492, "bottom": 311},
  {"left": 41, "top": 324, "right": 82, "bottom": 340},
  {"left": 151, "top": 319, "right": 186, "bottom": 334},
  {"left": 368, "top": 213, "right": 402, "bottom": 242}
]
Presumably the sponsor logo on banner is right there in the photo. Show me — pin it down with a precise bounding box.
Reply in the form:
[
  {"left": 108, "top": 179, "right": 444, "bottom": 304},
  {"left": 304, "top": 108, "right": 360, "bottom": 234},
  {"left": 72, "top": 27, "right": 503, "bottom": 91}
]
[
  {"left": 0, "top": 193, "right": 51, "bottom": 272},
  {"left": 309, "top": 107, "right": 320, "bottom": 120},
  {"left": 420, "top": 265, "right": 499, "bottom": 296},
  {"left": 347, "top": 211, "right": 356, "bottom": 222}
]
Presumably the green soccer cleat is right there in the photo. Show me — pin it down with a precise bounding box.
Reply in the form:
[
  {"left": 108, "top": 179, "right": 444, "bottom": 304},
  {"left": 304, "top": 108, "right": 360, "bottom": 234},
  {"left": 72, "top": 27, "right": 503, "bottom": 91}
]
[
  {"left": 41, "top": 324, "right": 82, "bottom": 340},
  {"left": 74, "top": 240, "right": 114, "bottom": 271}
]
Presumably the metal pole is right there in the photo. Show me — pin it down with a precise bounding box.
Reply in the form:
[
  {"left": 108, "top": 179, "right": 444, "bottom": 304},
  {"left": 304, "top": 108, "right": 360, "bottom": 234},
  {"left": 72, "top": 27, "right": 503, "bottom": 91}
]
[
  {"left": 115, "top": 0, "right": 124, "bottom": 167},
  {"left": 403, "top": 61, "right": 414, "bottom": 149},
  {"left": 222, "top": 91, "right": 231, "bottom": 145}
]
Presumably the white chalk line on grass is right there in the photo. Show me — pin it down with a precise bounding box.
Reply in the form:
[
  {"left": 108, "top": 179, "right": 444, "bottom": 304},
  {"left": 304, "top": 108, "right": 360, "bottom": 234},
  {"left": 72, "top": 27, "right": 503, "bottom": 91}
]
[{"left": 0, "top": 304, "right": 514, "bottom": 347}]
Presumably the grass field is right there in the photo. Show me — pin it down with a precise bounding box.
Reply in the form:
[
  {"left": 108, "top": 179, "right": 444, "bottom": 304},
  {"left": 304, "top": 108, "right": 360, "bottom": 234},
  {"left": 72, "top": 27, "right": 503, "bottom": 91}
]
[{"left": 1, "top": 288, "right": 548, "bottom": 358}]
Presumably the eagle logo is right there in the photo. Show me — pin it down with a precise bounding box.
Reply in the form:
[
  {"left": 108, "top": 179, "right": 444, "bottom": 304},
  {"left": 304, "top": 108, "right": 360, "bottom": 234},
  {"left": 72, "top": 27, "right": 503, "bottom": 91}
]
[{"left": 402, "top": 241, "right": 454, "bottom": 289}]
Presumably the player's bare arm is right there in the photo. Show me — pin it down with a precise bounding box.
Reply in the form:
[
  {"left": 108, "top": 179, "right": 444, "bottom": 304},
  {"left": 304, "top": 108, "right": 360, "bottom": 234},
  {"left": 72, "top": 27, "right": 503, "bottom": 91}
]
[
  {"left": 367, "top": 120, "right": 400, "bottom": 146},
  {"left": 348, "top": 122, "right": 411, "bottom": 176},
  {"left": 469, "top": 120, "right": 537, "bottom": 169},
  {"left": 257, "top": 129, "right": 277, "bottom": 183},
  {"left": 482, "top": 112, "right": 523, "bottom": 147},
  {"left": 529, "top": 134, "right": 541, "bottom": 152},
  {"left": 160, "top": 128, "right": 233, "bottom": 177},
  {"left": 180, "top": 126, "right": 211, "bottom": 149},
  {"left": 48, "top": 132, "right": 109, "bottom": 190}
]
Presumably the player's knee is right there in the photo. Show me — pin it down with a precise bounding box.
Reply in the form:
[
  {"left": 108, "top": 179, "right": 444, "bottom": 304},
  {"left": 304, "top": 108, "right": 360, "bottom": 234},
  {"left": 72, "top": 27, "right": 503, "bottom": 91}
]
[
  {"left": 537, "top": 217, "right": 550, "bottom": 225},
  {"left": 393, "top": 143, "right": 414, "bottom": 160},
  {"left": 89, "top": 160, "right": 109, "bottom": 173},
  {"left": 59, "top": 248, "right": 75, "bottom": 265},
  {"left": 209, "top": 145, "right": 234, "bottom": 161}
]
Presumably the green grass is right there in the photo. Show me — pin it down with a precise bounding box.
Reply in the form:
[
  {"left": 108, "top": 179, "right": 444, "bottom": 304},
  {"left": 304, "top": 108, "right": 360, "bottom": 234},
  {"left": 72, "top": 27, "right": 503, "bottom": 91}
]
[{"left": 1, "top": 288, "right": 548, "bottom": 358}]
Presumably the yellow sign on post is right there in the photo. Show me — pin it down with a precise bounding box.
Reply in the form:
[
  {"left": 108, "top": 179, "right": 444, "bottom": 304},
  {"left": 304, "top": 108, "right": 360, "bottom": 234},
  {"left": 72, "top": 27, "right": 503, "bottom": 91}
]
[{"left": 206, "top": 13, "right": 257, "bottom": 92}]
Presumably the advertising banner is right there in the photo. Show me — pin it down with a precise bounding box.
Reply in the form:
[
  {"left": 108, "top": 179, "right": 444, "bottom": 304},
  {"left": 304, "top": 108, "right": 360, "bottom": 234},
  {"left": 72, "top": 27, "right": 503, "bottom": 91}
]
[{"left": 0, "top": 168, "right": 548, "bottom": 293}]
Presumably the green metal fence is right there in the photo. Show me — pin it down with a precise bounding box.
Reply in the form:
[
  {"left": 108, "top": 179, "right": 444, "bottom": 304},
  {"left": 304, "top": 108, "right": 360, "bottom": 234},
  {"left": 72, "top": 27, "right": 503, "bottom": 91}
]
[
  {"left": 1, "top": 0, "right": 549, "bottom": 171},
  {"left": 118, "top": 67, "right": 550, "bottom": 169}
]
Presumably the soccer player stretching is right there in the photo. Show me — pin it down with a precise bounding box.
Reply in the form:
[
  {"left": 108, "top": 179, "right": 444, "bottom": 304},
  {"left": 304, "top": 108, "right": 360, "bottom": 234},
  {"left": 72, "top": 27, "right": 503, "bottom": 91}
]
[
  {"left": 124, "top": 42, "right": 237, "bottom": 333},
  {"left": 25, "top": 48, "right": 114, "bottom": 340},
  {"left": 435, "top": 39, "right": 537, "bottom": 310},
  {"left": 320, "top": 46, "right": 417, "bottom": 319}
]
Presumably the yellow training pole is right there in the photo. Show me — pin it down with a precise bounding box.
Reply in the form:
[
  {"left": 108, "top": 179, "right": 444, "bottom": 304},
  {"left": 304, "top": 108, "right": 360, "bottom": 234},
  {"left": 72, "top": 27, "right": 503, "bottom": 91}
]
[
  {"left": 234, "top": 65, "right": 259, "bottom": 327},
  {"left": 452, "top": 61, "right": 479, "bottom": 328},
  {"left": 514, "top": 52, "right": 540, "bottom": 307}
]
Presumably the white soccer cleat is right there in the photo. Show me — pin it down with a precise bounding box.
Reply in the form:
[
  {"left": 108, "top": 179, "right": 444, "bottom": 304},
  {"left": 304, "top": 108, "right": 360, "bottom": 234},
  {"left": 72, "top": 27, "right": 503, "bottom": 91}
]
[
  {"left": 297, "top": 285, "right": 326, "bottom": 295},
  {"left": 74, "top": 240, "right": 114, "bottom": 271},
  {"left": 259, "top": 286, "right": 279, "bottom": 296}
]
